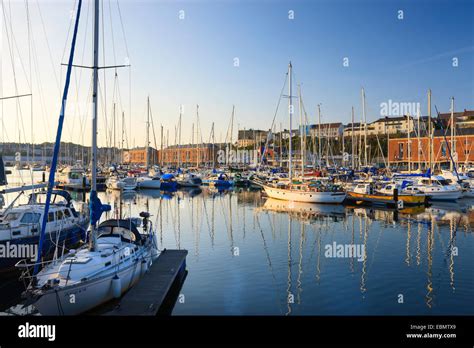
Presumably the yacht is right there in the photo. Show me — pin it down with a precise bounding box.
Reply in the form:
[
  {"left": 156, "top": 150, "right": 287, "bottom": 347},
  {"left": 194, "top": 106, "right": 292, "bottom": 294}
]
[
  {"left": 0, "top": 190, "right": 88, "bottom": 272},
  {"left": 106, "top": 175, "right": 137, "bottom": 191},
  {"left": 21, "top": 214, "right": 158, "bottom": 315},
  {"left": 177, "top": 172, "right": 202, "bottom": 188},
  {"left": 409, "top": 176, "right": 462, "bottom": 201}
]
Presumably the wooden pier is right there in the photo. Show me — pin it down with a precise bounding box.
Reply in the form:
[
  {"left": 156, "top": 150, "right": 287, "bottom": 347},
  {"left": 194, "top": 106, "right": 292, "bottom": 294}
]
[{"left": 107, "top": 249, "right": 188, "bottom": 316}]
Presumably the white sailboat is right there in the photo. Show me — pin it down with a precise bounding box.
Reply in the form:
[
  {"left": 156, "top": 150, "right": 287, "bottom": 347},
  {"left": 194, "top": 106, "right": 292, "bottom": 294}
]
[
  {"left": 136, "top": 97, "right": 161, "bottom": 190},
  {"left": 262, "top": 62, "right": 346, "bottom": 204},
  {"left": 21, "top": 0, "right": 158, "bottom": 315}
]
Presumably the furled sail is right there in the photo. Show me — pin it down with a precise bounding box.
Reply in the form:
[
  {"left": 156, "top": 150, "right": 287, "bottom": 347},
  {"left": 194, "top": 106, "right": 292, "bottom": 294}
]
[{"left": 0, "top": 155, "right": 7, "bottom": 186}]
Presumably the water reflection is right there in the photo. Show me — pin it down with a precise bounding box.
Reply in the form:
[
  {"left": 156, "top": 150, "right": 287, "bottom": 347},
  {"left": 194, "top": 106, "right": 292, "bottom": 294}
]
[{"left": 0, "top": 184, "right": 472, "bottom": 315}]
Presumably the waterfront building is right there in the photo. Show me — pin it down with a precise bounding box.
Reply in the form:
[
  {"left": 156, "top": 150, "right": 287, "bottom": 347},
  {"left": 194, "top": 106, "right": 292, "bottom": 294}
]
[
  {"left": 388, "top": 128, "right": 474, "bottom": 167},
  {"left": 123, "top": 147, "right": 158, "bottom": 166},
  {"left": 157, "top": 143, "right": 221, "bottom": 167}
]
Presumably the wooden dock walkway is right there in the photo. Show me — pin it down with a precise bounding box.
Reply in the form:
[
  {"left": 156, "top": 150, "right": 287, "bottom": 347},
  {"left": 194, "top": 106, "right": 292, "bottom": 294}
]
[{"left": 107, "top": 249, "right": 188, "bottom": 316}]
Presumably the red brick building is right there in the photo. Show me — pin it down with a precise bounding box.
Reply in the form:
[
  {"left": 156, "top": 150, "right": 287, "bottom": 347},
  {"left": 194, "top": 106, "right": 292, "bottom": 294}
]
[
  {"left": 157, "top": 144, "right": 221, "bottom": 166},
  {"left": 388, "top": 129, "right": 474, "bottom": 167},
  {"left": 122, "top": 147, "right": 158, "bottom": 166}
]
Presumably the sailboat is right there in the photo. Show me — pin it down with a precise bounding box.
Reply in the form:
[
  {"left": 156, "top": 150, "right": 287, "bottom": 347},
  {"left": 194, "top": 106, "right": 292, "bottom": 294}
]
[
  {"left": 21, "top": 0, "right": 159, "bottom": 315},
  {"left": 262, "top": 63, "right": 346, "bottom": 204},
  {"left": 136, "top": 97, "right": 161, "bottom": 189}
]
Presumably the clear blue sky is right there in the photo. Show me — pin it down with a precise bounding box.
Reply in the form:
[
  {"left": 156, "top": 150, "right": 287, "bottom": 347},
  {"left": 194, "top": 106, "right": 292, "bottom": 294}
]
[{"left": 1, "top": 0, "right": 473, "bottom": 148}]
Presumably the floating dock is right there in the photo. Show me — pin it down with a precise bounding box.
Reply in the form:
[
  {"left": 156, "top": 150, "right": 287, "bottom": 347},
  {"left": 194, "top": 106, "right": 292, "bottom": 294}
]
[{"left": 107, "top": 249, "right": 188, "bottom": 316}]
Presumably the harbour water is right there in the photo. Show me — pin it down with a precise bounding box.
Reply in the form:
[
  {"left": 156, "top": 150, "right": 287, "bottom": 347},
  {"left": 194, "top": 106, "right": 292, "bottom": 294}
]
[{"left": 1, "top": 169, "right": 473, "bottom": 315}]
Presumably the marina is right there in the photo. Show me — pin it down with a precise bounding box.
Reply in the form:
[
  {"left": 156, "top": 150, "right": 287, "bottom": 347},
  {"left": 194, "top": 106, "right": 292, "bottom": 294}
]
[
  {"left": 0, "top": 169, "right": 473, "bottom": 316},
  {"left": 0, "top": 0, "right": 472, "bottom": 345}
]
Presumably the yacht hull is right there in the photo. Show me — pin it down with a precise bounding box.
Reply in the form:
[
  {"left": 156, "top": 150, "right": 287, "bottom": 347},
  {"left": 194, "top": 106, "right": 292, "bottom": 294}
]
[
  {"left": 263, "top": 185, "right": 346, "bottom": 204},
  {"left": 32, "top": 256, "right": 152, "bottom": 315}
]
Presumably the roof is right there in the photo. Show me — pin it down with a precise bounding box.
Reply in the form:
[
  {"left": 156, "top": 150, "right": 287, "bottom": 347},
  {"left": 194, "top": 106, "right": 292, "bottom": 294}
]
[
  {"left": 308, "top": 122, "right": 342, "bottom": 129},
  {"left": 373, "top": 115, "right": 410, "bottom": 123},
  {"left": 162, "top": 143, "right": 219, "bottom": 150}
]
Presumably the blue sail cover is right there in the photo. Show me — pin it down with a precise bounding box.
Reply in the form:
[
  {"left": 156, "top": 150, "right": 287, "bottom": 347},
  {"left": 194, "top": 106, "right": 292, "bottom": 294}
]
[
  {"left": 0, "top": 156, "right": 7, "bottom": 186},
  {"left": 89, "top": 190, "right": 111, "bottom": 226}
]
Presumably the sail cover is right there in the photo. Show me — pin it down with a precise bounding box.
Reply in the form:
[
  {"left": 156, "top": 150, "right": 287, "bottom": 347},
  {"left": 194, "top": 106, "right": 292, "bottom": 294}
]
[{"left": 0, "top": 156, "right": 7, "bottom": 186}]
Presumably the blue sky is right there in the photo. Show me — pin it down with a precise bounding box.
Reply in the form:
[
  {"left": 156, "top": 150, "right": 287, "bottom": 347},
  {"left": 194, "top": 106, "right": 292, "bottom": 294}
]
[{"left": 1, "top": 0, "right": 473, "bottom": 148}]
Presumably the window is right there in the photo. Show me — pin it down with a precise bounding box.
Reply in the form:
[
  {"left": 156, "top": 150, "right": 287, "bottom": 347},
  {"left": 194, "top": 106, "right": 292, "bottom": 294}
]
[
  {"left": 3, "top": 213, "right": 21, "bottom": 222},
  {"left": 441, "top": 142, "right": 447, "bottom": 157},
  {"left": 398, "top": 143, "right": 404, "bottom": 158},
  {"left": 63, "top": 209, "right": 71, "bottom": 218},
  {"left": 48, "top": 212, "right": 55, "bottom": 222},
  {"left": 20, "top": 213, "right": 41, "bottom": 224},
  {"left": 57, "top": 210, "right": 64, "bottom": 220}
]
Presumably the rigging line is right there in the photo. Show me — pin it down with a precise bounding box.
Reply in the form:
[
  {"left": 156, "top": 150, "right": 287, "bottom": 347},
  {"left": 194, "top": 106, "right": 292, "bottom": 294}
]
[
  {"left": 34, "top": 0, "right": 64, "bottom": 94},
  {"left": 108, "top": 0, "right": 117, "bottom": 66},
  {"left": 116, "top": 0, "right": 130, "bottom": 59},
  {"left": 2, "top": 0, "right": 28, "bottom": 167},
  {"left": 101, "top": 0, "right": 108, "bottom": 153},
  {"left": 3, "top": 1, "right": 31, "bottom": 91},
  {"left": 260, "top": 71, "right": 288, "bottom": 167},
  {"left": 59, "top": 0, "right": 77, "bottom": 99},
  {"left": 71, "top": 0, "right": 91, "bottom": 147},
  {"left": 149, "top": 105, "right": 159, "bottom": 160}
]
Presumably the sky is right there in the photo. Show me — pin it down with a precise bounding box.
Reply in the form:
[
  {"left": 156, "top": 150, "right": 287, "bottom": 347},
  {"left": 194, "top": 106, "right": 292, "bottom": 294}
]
[{"left": 1, "top": 0, "right": 473, "bottom": 150}]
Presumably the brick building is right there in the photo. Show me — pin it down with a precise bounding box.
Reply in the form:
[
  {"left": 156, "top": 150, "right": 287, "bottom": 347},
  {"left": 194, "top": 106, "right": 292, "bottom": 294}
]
[
  {"left": 388, "top": 128, "right": 474, "bottom": 167},
  {"left": 157, "top": 143, "right": 221, "bottom": 166},
  {"left": 122, "top": 147, "right": 158, "bottom": 166}
]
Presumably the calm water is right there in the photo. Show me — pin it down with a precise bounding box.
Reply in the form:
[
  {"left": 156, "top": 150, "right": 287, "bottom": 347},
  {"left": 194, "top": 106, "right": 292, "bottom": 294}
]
[{"left": 1, "top": 169, "right": 474, "bottom": 315}]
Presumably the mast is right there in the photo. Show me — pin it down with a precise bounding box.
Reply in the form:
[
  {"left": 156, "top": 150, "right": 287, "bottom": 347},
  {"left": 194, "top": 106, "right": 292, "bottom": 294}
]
[
  {"left": 146, "top": 96, "right": 150, "bottom": 169},
  {"left": 160, "top": 124, "right": 163, "bottom": 167},
  {"left": 90, "top": 0, "right": 100, "bottom": 251},
  {"left": 417, "top": 108, "right": 421, "bottom": 171},
  {"left": 361, "top": 88, "right": 367, "bottom": 167},
  {"left": 450, "top": 97, "right": 455, "bottom": 171},
  {"left": 288, "top": 62, "right": 293, "bottom": 181},
  {"left": 428, "top": 89, "right": 432, "bottom": 174},
  {"left": 121, "top": 111, "right": 124, "bottom": 163},
  {"left": 298, "top": 85, "right": 304, "bottom": 177},
  {"left": 318, "top": 104, "right": 322, "bottom": 169},
  {"left": 178, "top": 109, "right": 182, "bottom": 169},
  {"left": 407, "top": 113, "right": 411, "bottom": 172},
  {"left": 230, "top": 105, "right": 235, "bottom": 149},
  {"left": 196, "top": 105, "right": 199, "bottom": 168},
  {"left": 33, "top": 0, "right": 83, "bottom": 275},
  {"left": 112, "top": 102, "right": 116, "bottom": 164},
  {"left": 211, "top": 122, "right": 215, "bottom": 168},
  {"left": 351, "top": 107, "right": 355, "bottom": 169}
]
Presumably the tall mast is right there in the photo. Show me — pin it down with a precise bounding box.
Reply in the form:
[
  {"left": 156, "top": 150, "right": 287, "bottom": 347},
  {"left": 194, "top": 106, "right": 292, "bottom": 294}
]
[
  {"left": 113, "top": 102, "right": 116, "bottom": 163},
  {"left": 160, "top": 124, "right": 163, "bottom": 167},
  {"left": 351, "top": 106, "right": 355, "bottom": 169},
  {"left": 211, "top": 122, "right": 215, "bottom": 168},
  {"left": 146, "top": 96, "right": 150, "bottom": 169},
  {"left": 407, "top": 113, "right": 411, "bottom": 172},
  {"left": 288, "top": 62, "right": 293, "bottom": 181},
  {"left": 417, "top": 108, "right": 421, "bottom": 171},
  {"left": 428, "top": 89, "right": 432, "bottom": 174},
  {"left": 450, "top": 97, "right": 455, "bottom": 171},
  {"left": 121, "top": 111, "right": 124, "bottom": 163},
  {"left": 362, "top": 88, "right": 367, "bottom": 167},
  {"left": 298, "top": 85, "right": 304, "bottom": 177},
  {"left": 318, "top": 104, "right": 321, "bottom": 169},
  {"left": 230, "top": 105, "right": 235, "bottom": 149},
  {"left": 90, "top": 0, "right": 99, "bottom": 251},
  {"left": 178, "top": 109, "right": 182, "bottom": 169},
  {"left": 196, "top": 105, "right": 199, "bottom": 168}
]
